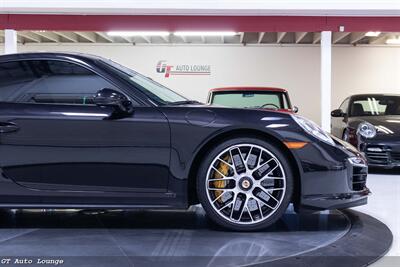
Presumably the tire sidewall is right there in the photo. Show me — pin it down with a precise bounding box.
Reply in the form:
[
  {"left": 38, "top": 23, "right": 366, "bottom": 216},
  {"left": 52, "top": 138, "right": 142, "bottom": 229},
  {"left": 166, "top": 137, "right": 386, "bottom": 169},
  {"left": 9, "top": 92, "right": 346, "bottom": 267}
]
[{"left": 197, "top": 137, "right": 294, "bottom": 231}]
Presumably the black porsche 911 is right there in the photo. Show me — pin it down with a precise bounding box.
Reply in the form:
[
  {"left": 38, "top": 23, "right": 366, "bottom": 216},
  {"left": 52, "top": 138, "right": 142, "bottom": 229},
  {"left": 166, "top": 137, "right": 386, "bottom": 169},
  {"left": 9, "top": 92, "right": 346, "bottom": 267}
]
[
  {"left": 0, "top": 52, "right": 368, "bottom": 231},
  {"left": 332, "top": 94, "right": 400, "bottom": 169}
]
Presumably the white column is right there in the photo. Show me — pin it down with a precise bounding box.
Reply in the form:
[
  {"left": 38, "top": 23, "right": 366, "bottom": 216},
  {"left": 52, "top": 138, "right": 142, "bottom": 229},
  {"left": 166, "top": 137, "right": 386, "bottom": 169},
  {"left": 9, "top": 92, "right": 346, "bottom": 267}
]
[
  {"left": 320, "top": 31, "right": 332, "bottom": 132},
  {"left": 4, "top": 29, "right": 17, "bottom": 54}
]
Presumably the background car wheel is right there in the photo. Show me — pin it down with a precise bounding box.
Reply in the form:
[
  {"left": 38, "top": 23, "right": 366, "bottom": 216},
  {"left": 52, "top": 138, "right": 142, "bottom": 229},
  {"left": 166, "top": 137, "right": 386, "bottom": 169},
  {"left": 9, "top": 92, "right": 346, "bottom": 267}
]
[{"left": 197, "top": 137, "right": 294, "bottom": 231}]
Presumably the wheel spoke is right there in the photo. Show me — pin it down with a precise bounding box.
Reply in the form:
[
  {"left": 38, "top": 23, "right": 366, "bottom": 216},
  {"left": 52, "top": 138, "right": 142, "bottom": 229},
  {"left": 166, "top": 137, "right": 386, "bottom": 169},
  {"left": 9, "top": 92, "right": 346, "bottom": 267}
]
[
  {"left": 260, "top": 187, "right": 285, "bottom": 192},
  {"left": 246, "top": 146, "right": 261, "bottom": 170},
  {"left": 208, "top": 177, "right": 235, "bottom": 183},
  {"left": 206, "top": 143, "right": 286, "bottom": 226},
  {"left": 252, "top": 158, "right": 279, "bottom": 180},
  {"left": 237, "top": 197, "right": 248, "bottom": 221},
  {"left": 261, "top": 176, "right": 285, "bottom": 181},
  {"left": 255, "top": 187, "right": 280, "bottom": 209},
  {"left": 207, "top": 187, "right": 233, "bottom": 191},
  {"left": 254, "top": 195, "right": 276, "bottom": 210},
  {"left": 218, "top": 196, "right": 235, "bottom": 211},
  {"left": 229, "top": 147, "right": 247, "bottom": 174},
  {"left": 229, "top": 193, "right": 240, "bottom": 219},
  {"left": 247, "top": 207, "right": 254, "bottom": 222},
  {"left": 245, "top": 146, "right": 254, "bottom": 162},
  {"left": 264, "top": 164, "right": 279, "bottom": 177},
  {"left": 257, "top": 199, "right": 264, "bottom": 219},
  {"left": 217, "top": 158, "right": 233, "bottom": 169},
  {"left": 257, "top": 149, "right": 263, "bottom": 167},
  {"left": 211, "top": 166, "right": 229, "bottom": 178},
  {"left": 212, "top": 191, "right": 226, "bottom": 203},
  {"left": 266, "top": 190, "right": 280, "bottom": 203}
]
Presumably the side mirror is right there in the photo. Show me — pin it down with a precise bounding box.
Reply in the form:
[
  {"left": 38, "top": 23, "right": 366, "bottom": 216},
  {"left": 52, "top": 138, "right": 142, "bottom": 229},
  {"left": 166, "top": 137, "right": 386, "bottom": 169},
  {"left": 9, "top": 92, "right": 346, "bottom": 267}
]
[
  {"left": 94, "top": 88, "right": 133, "bottom": 114},
  {"left": 331, "top": 109, "right": 345, "bottom": 117},
  {"left": 293, "top": 106, "right": 299, "bottom": 113}
]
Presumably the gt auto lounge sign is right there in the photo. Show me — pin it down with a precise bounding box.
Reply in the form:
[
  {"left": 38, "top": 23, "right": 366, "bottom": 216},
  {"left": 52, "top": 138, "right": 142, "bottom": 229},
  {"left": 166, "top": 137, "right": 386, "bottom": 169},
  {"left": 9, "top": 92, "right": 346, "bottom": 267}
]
[{"left": 156, "top": 60, "right": 211, "bottom": 78}]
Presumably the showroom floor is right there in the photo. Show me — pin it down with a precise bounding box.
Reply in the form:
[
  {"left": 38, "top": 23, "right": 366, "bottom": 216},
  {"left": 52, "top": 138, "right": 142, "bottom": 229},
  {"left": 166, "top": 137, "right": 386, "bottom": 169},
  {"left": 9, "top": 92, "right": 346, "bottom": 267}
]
[
  {"left": 353, "top": 170, "right": 400, "bottom": 266},
  {"left": 0, "top": 171, "right": 396, "bottom": 266}
]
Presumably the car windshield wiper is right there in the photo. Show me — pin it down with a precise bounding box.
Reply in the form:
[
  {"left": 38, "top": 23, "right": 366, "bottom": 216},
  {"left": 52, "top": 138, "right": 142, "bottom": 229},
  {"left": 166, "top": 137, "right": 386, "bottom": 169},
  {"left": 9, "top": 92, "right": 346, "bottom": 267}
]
[{"left": 169, "top": 100, "right": 202, "bottom": 105}]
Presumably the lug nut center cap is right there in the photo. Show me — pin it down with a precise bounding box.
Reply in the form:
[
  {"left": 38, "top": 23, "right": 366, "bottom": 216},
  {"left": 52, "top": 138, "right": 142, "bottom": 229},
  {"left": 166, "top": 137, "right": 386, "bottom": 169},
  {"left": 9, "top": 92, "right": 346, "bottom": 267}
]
[
  {"left": 242, "top": 180, "right": 251, "bottom": 189},
  {"left": 239, "top": 177, "right": 253, "bottom": 191}
]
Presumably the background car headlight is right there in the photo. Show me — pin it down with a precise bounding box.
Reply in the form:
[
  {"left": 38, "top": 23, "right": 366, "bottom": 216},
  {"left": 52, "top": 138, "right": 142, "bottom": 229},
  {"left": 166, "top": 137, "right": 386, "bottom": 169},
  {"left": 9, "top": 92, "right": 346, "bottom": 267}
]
[
  {"left": 291, "top": 115, "right": 335, "bottom": 145},
  {"left": 357, "top": 122, "right": 376, "bottom": 138}
]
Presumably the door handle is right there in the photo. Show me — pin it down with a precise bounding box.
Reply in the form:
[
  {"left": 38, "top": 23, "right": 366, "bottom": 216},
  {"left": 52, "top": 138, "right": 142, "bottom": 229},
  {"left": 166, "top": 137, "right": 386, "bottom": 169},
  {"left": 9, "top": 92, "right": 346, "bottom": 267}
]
[{"left": 0, "top": 122, "right": 19, "bottom": 133}]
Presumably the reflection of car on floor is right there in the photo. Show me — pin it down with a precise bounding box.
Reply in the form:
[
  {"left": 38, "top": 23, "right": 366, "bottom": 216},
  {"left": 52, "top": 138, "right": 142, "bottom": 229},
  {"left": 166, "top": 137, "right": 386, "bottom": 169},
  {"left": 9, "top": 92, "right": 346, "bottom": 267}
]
[
  {"left": 207, "top": 87, "right": 298, "bottom": 113},
  {"left": 0, "top": 52, "right": 368, "bottom": 231},
  {"left": 332, "top": 94, "right": 400, "bottom": 169}
]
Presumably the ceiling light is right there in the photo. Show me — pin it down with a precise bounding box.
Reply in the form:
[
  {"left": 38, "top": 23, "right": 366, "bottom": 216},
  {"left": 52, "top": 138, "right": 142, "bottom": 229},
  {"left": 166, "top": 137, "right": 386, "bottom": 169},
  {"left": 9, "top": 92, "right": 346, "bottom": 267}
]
[
  {"left": 107, "top": 31, "right": 170, "bottom": 36},
  {"left": 365, "top": 31, "right": 381, "bottom": 37},
  {"left": 174, "top": 31, "right": 238, "bottom": 36},
  {"left": 386, "top": 37, "right": 400, "bottom": 44}
]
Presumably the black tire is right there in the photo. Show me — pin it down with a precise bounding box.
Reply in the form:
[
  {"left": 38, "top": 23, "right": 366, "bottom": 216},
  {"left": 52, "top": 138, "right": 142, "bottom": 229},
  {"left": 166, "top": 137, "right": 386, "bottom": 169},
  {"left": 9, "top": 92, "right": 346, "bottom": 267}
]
[{"left": 196, "top": 137, "right": 294, "bottom": 231}]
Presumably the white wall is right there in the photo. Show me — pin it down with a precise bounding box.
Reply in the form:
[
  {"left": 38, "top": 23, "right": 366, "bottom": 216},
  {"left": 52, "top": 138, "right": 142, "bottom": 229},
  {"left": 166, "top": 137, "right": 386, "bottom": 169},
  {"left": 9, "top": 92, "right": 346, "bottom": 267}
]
[
  {"left": 14, "top": 43, "right": 400, "bottom": 124},
  {"left": 332, "top": 46, "right": 400, "bottom": 108}
]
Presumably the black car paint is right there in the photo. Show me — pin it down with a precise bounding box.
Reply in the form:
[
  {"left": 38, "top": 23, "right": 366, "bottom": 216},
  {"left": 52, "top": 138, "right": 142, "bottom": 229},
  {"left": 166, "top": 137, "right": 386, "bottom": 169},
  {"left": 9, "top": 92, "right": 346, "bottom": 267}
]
[
  {"left": 0, "top": 52, "right": 368, "bottom": 211},
  {"left": 332, "top": 94, "right": 400, "bottom": 168}
]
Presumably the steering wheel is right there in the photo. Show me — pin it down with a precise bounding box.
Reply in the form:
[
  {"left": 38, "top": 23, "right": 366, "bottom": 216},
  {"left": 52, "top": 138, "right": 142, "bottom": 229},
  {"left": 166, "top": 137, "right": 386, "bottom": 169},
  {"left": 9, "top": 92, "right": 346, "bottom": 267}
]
[{"left": 261, "top": 103, "right": 280, "bottom": 109}]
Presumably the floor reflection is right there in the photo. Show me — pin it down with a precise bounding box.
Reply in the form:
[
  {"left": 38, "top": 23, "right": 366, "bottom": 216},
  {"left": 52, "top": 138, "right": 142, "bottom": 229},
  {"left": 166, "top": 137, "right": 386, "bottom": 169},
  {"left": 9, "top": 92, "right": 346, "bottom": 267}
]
[{"left": 0, "top": 206, "right": 350, "bottom": 266}]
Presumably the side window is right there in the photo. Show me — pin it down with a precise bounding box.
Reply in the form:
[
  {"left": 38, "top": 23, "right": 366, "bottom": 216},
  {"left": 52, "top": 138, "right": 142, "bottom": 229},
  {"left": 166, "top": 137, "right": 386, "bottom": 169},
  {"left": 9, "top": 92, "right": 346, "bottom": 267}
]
[
  {"left": 0, "top": 60, "right": 126, "bottom": 105},
  {"left": 339, "top": 98, "right": 350, "bottom": 113}
]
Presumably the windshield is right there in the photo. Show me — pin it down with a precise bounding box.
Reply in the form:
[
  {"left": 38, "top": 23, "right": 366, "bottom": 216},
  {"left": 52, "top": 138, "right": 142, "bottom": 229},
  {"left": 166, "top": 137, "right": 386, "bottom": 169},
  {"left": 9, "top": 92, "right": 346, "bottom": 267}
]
[
  {"left": 350, "top": 95, "right": 400, "bottom": 116},
  {"left": 100, "top": 59, "right": 188, "bottom": 105},
  {"left": 211, "top": 91, "right": 290, "bottom": 109}
]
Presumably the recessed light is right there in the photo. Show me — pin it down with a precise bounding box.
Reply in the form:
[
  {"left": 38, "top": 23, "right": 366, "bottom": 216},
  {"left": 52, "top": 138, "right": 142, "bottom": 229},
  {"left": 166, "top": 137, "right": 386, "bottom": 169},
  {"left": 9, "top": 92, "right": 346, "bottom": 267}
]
[
  {"left": 386, "top": 37, "right": 400, "bottom": 44},
  {"left": 173, "top": 31, "right": 238, "bottom": 36},
  {"left": 365, "top": 31, "right": 381, "bottom": 37},
  {"left": 107, "top": 31, "right": 170, "bottom": 36}
]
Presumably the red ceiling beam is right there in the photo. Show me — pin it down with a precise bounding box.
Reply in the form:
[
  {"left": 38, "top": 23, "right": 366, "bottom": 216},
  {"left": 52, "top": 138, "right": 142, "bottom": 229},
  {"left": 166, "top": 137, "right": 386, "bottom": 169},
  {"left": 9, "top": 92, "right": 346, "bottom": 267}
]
[{"left": 0, "top": 14, "right": 399, "bottom": 32}]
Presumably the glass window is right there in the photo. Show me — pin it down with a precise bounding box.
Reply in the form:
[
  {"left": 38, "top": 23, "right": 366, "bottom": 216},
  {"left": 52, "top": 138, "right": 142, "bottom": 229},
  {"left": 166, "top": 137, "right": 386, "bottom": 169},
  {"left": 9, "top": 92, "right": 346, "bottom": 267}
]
[
  {"left": 339, "top": 98, "right": 350, "bottom": 113},
  {"left": 350, "top": 95, "right": 400, "bottom": 116},
  {"left": 211, "top": 91, "right": 288, "bottom": 109},
  {"left": 100, "top": 59, "right": 187, "bottom": 105},
  {"left": 0, "top": 60, "right": 122, "bottom": 105}
]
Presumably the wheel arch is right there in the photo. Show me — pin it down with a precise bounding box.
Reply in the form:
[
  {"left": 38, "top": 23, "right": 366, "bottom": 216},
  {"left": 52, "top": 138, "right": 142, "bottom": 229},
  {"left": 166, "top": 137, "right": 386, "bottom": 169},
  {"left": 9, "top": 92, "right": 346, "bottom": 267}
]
[{"left": 187, "top": 128, "right": 302, "bottom": 208}]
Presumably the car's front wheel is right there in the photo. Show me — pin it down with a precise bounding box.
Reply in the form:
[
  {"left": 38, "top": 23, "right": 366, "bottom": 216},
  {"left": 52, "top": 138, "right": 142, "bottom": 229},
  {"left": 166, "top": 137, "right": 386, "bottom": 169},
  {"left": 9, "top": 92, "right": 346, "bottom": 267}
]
[{"left": 197, "top": 137, "right": 293, "bottom": 231}]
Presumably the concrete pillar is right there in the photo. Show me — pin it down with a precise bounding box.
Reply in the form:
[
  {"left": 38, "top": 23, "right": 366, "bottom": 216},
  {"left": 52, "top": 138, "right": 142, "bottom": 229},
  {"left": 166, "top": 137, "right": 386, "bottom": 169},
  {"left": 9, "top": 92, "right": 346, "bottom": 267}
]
[
  {"left": 4, "top": 29, "right": 17, "bottom": 54},
  {"left": 320, "top": 31, "right": 332, "bottom": 132}
]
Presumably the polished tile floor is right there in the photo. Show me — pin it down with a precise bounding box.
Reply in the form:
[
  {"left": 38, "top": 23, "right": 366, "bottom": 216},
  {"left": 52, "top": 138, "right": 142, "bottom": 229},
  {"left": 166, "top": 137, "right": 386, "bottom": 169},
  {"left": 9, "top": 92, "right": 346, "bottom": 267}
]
[
  {"left": 0, "top": 206, "right": 350, "bottom": 266},
  {"left": 0, "top": 171, "right": 396, "bottom": 266},
  {"left": 353, "top": 169, "right": 400, "bottom": 266}
]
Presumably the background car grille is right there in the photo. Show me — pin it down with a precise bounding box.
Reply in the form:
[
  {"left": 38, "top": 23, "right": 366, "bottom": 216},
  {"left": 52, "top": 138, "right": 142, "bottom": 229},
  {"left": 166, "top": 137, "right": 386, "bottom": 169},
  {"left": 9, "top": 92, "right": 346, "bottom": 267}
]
[
  {"left": 365, "top": 150, "right": 390, "bottom": 163},
  {"left": 352, "top": 166, "right": 367, "bottom": 191},
  {"left": 365, "top": 146, "right": 400, "bottom": 164}
]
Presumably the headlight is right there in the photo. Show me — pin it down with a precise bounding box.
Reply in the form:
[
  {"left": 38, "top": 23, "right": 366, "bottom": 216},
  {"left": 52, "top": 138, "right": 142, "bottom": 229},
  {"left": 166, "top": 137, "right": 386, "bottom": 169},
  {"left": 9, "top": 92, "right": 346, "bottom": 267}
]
[
  {"left": 357, "top": 122, "right": 376, "bottom": 138},
  {"left": 291, "top": 115, "right": 335, "bottom": 145}
]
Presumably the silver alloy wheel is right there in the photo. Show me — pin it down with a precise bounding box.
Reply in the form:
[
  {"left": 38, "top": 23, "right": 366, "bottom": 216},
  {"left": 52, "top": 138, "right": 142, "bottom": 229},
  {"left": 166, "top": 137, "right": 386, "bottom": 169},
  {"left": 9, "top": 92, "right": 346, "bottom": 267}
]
[{"left": 205, "top": 144, "right": 286, "bottom": 225}]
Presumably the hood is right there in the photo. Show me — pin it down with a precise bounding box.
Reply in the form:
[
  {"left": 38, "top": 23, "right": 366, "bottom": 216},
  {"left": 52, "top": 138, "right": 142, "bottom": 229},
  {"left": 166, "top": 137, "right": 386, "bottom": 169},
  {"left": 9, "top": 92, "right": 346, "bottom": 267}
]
[{"left": 351, "top": 115, "right": 400, "bottom": 137}]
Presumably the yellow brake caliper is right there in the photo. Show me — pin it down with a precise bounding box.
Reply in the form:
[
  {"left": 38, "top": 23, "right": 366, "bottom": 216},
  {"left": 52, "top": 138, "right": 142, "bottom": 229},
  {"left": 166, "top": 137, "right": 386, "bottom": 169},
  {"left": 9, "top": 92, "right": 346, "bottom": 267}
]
[{"left": 214, "top": 155, "right": 231, "bottom": 203}]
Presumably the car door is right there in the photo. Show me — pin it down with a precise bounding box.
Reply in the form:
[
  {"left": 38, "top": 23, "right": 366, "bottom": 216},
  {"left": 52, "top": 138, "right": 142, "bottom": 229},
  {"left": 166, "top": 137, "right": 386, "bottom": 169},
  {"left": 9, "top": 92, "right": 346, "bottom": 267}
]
[
  {"left": 0, "top": 59, "right": 170, "bottom": 193},
  {"left": 331, "top": 97, "right": 350, "bottom": 138}
]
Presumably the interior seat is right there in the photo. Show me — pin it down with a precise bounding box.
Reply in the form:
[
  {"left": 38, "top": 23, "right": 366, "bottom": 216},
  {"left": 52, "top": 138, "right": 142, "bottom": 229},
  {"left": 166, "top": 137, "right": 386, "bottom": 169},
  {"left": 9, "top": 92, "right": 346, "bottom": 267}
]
[{"left": 351, "top": 103, "right": 365, "bottom": 116}]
